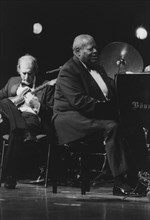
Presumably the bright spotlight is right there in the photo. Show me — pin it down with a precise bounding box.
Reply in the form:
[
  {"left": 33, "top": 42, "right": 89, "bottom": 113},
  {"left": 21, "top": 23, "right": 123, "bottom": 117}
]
[
  {"left": 135, "top": 26, "right": 148, "bottom": 40},
  {"left": 33, "top": 23, "right": 42, "bottom": 34}
]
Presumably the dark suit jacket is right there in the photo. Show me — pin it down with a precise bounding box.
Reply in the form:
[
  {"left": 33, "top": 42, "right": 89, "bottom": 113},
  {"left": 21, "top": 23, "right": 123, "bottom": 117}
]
[
  {"left": 53, "top": 55, "right": 117, "bottom": 145},
  {"left": 0, "top": 76, "right": 54, "bottom": 130}
]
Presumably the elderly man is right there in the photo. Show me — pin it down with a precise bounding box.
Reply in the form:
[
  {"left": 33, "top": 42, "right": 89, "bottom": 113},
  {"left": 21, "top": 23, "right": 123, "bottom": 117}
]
[
  {"left": 0, "top": 54, "right": 56, "bottom": 188},
  {"left": 53, "top": 34, "right": 149, "bottom": 196}
]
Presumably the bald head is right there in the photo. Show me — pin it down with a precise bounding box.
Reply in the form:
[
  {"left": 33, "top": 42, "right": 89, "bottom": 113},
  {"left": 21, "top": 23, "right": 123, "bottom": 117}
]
[
  {"left": 72, "top": 34, "right": 98, "bottom": 66},
  {"left": 72, "top": 34, "right": 94, "bottom": 52}
]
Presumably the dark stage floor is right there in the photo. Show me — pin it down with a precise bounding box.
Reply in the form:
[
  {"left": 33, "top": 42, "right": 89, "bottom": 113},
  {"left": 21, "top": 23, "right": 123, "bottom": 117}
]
[{"left": 0, "top": 181, "right": 150, "bottom": 220}]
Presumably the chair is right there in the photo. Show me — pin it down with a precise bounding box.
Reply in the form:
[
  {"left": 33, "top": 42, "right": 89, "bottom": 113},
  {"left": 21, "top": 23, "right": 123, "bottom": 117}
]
[
  {"left": 51, "top": 134, "right": 107, "bottom": 195},
  {"left": 0, "top": 133, "right": 51, "bottom": 188}
]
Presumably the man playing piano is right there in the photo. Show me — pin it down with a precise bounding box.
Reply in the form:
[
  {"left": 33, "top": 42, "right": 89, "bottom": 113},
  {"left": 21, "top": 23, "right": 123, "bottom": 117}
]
[{"left": 53, "top": 34, "right": 150, "bottom": 196}]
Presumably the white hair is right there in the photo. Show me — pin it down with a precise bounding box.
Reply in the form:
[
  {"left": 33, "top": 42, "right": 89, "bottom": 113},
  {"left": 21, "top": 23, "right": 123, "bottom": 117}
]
[{"left": 17, "top": 54, "right": 38, "bottom": 74}]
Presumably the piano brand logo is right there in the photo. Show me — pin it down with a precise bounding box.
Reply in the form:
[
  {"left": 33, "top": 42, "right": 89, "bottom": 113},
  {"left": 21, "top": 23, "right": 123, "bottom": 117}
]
[{"left": 132, "top": 101, "right": 150, "bottom": 110}]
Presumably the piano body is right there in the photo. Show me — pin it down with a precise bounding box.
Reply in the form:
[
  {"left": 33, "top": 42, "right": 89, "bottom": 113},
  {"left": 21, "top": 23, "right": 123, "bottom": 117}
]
[{"left": 116, "top": 73, "right": 150, "bottom": 130}]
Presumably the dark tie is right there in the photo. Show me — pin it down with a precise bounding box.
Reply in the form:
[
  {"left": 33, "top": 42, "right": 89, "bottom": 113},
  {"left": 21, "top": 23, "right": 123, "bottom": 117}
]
[{"left": 21, "top": 82, "right": 33, "bottom": 88}]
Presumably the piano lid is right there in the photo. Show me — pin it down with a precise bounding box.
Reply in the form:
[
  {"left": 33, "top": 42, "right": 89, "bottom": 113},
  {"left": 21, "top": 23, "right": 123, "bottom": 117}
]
[{"left": 125, "top": 71, "right": 150, "bottom": 74}]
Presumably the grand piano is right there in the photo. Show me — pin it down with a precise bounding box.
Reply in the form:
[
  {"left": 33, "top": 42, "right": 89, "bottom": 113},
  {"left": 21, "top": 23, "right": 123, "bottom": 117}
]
[{"left": 100, "top": 42, "right": 150, "bottom": 186}]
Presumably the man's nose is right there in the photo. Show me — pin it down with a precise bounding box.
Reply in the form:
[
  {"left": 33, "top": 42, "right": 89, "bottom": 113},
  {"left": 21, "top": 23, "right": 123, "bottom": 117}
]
[
  {"left": 93, "top": 48, "right": 97, "bottom": 53},
  {"left": 24, "top": 73, "right": 29, "bottom": 78}
]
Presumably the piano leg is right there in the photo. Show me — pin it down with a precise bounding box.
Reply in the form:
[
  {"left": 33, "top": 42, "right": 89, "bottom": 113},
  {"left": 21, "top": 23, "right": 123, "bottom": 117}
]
[
  {"left": 142, "top": 128, "right": 150, "bottom": 201},
  {"left": 138, "top": 170, "right": 150, "bottom": 201},
  {"left": 143, "top": 127, "right": 150, "bottom": 152}
]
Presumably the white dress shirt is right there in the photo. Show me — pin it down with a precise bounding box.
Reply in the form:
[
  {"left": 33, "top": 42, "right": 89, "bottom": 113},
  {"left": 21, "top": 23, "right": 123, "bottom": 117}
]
[
  {"left": 80, "top": 60, "right": 108, "bottom": 99},
  {"left": 16, "top": 83, "right": 40, "bottom": 115},
  {"left": 89, "top": 69, "right": 108, "bottom": 99}
]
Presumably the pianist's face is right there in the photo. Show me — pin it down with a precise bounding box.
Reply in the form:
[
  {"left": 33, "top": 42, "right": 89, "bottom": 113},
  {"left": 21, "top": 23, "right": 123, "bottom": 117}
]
[
  {"left": 79, "top": 38, "right": 99, "bottom": 66},
  {"left": 18, "top": 60, "right": 35, "bottom": 85}
]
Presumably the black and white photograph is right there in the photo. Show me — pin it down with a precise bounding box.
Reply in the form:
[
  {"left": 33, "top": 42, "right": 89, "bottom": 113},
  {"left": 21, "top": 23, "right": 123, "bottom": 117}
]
[{"left": 0, "top": 0, "right": 150, "bottom": 219}]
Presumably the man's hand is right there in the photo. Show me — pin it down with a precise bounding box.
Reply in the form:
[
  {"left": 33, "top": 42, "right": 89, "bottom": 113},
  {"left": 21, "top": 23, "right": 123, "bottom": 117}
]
[
  {"left": 0, "top": 113, "right": 3, "bottom": 123},
  {"left": 144, "top": 65, "right": 150, "bottom": 72},
  {"left": 24, "top": 93, "right": 40, "bottom": 111},
  {"left": 49, "top": 78, "right": 57, "bottom": 86}
]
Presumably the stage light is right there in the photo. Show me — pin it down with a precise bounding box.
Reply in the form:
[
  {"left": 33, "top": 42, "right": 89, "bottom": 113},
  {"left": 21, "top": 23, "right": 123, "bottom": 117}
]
[
  {"left": 33, "top": 23, "right": 42, "bottom": 34},
  {"left": 135, "top": 26, "right": 148, "bottom": 40}
]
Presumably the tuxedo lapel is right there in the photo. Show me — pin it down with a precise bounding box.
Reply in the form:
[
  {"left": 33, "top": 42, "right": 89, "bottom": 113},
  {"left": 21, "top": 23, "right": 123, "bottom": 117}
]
[
  {"left": 73, "top": 56, "right": 109, "bottom": 100},
  {"left": 98, "top": 67, "right": 115, "bottom": 99}
]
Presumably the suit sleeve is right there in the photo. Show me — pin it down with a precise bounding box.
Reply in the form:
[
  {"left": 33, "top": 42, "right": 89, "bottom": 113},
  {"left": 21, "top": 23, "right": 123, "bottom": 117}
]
[
  {"left": 38, "top": 85, "right": 54, "bottom": 127},
  {"left": 0, "top": 80, "right": 10, "bottom": 99},
  {"left": 57, "top": 64, "right": 118, "bottom": 119},
  {"left": 58, "top": 66, "right": 101, "bottom": 116}
]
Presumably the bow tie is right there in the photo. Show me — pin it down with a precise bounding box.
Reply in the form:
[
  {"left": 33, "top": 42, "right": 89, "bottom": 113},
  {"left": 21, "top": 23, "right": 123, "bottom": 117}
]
[
  {"left": 21, "top": 82, "right": 33, "bottom": 88},
  {"left": 86, "top": 63, "right": 98, "bottom": 70}
]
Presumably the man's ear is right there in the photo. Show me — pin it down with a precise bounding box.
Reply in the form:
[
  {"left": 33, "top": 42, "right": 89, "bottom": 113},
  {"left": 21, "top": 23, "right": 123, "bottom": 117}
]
[{"left": 74, "top": 47, "right": 80, "bottom": 57}]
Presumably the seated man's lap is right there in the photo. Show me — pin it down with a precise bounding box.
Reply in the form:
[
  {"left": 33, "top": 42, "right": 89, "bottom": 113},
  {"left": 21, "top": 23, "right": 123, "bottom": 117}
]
[
  {"left": 0, "top": 110, "right": 10, "bottom": 135},
  {"left": 21, "top": 111, "right": 41, "bottom": 134}
]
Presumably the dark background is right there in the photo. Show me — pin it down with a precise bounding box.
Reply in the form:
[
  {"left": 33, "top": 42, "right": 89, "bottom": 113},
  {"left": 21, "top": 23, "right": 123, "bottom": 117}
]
[{"left": 1, "top": 0, "right": 150, "bottom": 87}]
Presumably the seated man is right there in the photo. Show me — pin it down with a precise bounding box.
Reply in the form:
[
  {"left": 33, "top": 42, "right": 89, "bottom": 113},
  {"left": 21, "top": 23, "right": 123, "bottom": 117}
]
[
  {"left": 53, "top": 34, "right": 149, "bottom": 196},
  {"left": 0, "top": 54, "right": 56, "bottom": 189}
]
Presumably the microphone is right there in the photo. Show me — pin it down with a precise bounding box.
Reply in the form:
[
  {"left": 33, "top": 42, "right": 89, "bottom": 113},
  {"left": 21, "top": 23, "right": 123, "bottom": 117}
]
[
  {"left": 116, "top": 46, "right": 127, "bottom": 66},
  {"left": 116, "top": 46, "right": 127, "bottom": 75},
  {"left": 46, "top": 66, "right": 62, "bottom": 74},
  {"left": 116, "top": 57, "right": 126, "bottom": 66}
]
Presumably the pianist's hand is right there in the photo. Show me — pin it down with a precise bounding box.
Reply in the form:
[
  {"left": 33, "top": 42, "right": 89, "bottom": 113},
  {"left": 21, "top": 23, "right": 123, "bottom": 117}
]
[
  {"left": 0, "top": 113, "right": 3, "bottom": 123},
  {"left": 95, "top": 99, "right": 118, "bottom": 120},
  {"left": 144, "top": 65, "right": 150, "bottom": 72}
]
